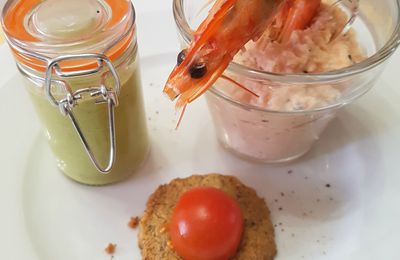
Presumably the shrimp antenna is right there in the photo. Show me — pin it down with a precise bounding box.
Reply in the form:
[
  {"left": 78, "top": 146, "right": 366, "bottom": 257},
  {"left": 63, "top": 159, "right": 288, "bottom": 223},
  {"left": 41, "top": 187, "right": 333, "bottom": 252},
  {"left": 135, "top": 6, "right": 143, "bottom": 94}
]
[
  {"left": 175, "top": 104, "right": 188, "bottom": 130},
  {"left": 220, "top": 75, "right": 260, "bottom": 98}
]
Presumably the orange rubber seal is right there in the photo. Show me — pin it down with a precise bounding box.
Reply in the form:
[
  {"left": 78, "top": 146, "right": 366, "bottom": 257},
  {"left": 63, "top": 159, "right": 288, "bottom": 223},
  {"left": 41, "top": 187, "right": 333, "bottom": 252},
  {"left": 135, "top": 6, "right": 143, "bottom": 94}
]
[{"left": 2, "top": 0, "right": 133, "bottom": 72}]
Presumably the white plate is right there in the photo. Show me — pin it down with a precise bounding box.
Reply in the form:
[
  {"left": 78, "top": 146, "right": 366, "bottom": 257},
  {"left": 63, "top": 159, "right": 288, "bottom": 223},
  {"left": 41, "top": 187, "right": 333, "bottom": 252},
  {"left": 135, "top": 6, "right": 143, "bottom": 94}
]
[{"left": 1, "top": 2, "right": 400, "bottom": 260}]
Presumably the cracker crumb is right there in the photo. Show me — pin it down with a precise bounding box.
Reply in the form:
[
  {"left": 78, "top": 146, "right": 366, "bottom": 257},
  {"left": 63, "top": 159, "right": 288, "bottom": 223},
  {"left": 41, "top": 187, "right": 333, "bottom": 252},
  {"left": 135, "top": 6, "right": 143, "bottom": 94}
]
[
  {"left": 159, "top": 223, "right": 168, "bottom": 234},
  {"left": 128, "top": 216, "right": 140, "bottom": 229},
  {"left": 105, "top": 243, "right": 116, "bottom": 255},
  {"left": 167, "top": 240, "right": 174, "bottom": 250}
]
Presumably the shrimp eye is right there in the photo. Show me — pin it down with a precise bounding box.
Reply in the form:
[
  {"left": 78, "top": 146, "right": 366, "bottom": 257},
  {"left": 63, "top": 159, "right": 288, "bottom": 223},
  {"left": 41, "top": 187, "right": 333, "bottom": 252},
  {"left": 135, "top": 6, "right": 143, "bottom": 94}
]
[
  {"left": 189, "top": 63, "right": 207, "bottom": 79},
  {"left": 177, "top": 50, "right": 186, "bottom": 65},
  {"left": 177, "top": 49, "right": 207, "bottom": 78}
]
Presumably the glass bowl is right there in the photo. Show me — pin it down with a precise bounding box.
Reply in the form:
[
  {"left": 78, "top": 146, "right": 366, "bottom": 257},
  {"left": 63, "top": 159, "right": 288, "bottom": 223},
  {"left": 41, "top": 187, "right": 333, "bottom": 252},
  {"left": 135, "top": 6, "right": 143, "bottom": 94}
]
[{"left": 173, "top": 0, "right": 400, "bottom": 163}]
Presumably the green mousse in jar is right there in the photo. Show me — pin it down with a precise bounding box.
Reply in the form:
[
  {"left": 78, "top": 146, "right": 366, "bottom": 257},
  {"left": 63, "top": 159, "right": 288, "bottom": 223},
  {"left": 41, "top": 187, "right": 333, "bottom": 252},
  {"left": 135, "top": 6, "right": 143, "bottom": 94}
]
[{"left": 1, "top": 0, "right": 149, "bottom": 185}]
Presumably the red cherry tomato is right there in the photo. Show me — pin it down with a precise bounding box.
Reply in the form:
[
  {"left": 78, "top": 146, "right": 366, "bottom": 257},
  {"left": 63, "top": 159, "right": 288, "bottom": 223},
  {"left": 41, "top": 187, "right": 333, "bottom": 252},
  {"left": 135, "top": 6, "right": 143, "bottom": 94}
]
[{"left": 169, "top": 187, "right": 244, "bottom": 260}]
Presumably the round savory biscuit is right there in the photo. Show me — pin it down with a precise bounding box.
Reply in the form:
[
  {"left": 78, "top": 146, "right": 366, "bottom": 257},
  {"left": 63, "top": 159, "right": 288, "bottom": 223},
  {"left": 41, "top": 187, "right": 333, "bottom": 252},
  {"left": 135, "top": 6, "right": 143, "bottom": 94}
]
[{"left": 138, "top": 174, "right": 276, "bottom": 260}]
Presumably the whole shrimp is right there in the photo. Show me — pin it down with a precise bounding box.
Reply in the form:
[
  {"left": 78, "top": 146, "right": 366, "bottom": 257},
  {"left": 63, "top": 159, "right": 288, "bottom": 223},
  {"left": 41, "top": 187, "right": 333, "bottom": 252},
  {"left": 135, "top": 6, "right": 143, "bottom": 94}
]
[{"left": 164, "top": 0, "right": 321, "bottom": 121}]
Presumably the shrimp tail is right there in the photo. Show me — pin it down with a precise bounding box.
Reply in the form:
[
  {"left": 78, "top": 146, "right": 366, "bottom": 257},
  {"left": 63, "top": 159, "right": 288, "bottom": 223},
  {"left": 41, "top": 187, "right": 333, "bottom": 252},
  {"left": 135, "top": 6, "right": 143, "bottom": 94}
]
[{"left": 270, "top": 0, "right": 321, "bottom": 42}]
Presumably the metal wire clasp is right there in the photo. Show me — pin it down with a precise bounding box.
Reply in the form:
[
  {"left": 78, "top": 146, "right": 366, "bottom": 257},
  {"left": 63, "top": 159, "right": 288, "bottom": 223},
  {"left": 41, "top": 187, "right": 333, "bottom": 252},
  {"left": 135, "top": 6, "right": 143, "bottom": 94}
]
[{"left": 44, "top": 54, "right": 120, "bottom": 174}]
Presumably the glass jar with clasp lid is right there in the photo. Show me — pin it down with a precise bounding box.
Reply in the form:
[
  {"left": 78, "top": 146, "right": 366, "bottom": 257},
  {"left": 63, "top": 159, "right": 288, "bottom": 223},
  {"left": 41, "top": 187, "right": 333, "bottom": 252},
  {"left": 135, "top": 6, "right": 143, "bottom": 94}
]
[{"left": 1, "top": 0, "right": 150, "bottom": 185}]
